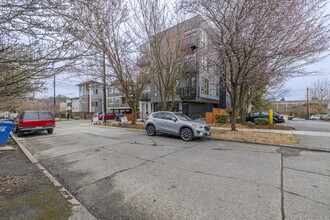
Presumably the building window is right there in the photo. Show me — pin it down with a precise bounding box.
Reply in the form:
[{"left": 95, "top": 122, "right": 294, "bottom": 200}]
[
  {"left": 109, "top": 98, "right": 113, "bottom": 104},
  {"left": 109, "top": 88, "right": 113, "bottom": 94},
  {"left": 201, "top": 78, "right": 209, "bottom": 95},
  {"left": 201, "top": 30, "right": 207, "bottom": 48},
  {"left": 95, "top": 101, "right": 98, "bottom": 107},
  {"left": 216, "top": 83, "right": 220, "bottom": 97},
  {"left": 92, "top": 102, "right": 95, "bottom": 107},
  {"left": 95, "top": 89, "right": 98, "bottom": 94}
]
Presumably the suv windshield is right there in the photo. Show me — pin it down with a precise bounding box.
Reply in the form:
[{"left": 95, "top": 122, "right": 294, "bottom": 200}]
[{"left": 174, "top": 113, "right": 193, "bottom": 121}]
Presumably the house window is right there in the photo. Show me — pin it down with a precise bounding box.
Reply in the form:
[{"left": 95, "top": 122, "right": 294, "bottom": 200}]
[
  {"left": 95, "top": 89, "right": 98, "bottom": 94},
  {"left": 109, "top": 88, "right": 113, "bottom": 94},
  {"left": 92, "top": 102, "right": 95, "bottom": 107},
  {"left": 201, "top": 78, "right": 209, "bottom": 95},
  {"left": 95, "top": 101, "right": 98, "bottom": 107},
  {"left": 109, "top": 98, "right": 113, "bottom": 104}
]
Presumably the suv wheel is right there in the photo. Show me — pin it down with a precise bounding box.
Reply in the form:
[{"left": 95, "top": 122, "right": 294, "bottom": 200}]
[
  {"left": 146, "top": 125, "right": 156, "bottom": 136},
  {"left": 47, "top": 129, "right": 53, "bottom": 134},
  {"left": 18, "top": 129, "right": 24, "bottom": 137},
  {"left": 181, "top": 128, "right": 193, "bottom": 141}
]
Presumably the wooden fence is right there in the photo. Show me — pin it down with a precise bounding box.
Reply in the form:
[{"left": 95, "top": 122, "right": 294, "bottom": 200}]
[{"left": 205, "top": 108, "right": 227, "bottom": 124}]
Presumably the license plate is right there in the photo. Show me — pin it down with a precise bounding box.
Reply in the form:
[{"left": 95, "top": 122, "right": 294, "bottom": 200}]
[{"left": 35, "top": 126, "right": 43, "bottom": 129}]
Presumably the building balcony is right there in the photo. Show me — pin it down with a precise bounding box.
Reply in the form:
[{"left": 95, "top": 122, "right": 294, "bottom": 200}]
[{"left": 179, "top": 87, "right": 197, "bottom": 100}]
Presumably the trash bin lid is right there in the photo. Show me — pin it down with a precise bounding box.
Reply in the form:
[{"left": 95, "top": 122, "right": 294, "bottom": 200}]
[{"left": 0, "top": 121, "right": 14, "bottom": 126}]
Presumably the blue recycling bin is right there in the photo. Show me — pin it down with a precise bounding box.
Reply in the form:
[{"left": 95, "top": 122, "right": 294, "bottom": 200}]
[{"left": 0, "top": 121, "right": 14, "bottom": 146}]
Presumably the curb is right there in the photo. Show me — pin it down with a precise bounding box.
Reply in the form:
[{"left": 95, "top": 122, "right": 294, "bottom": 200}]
[{"left": 10, "top": 132, "right": 96, "bottom": 220}]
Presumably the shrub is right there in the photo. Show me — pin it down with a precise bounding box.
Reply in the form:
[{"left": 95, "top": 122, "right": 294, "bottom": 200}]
[
  {"left": 254, "top": 118, "right": 269, "bottom": 125},
  {"left": 215, "top": 113, "right": 229, "bottom": 123},
  {"left": 235, "top": 117, "right": 241, "bottom": 124}
]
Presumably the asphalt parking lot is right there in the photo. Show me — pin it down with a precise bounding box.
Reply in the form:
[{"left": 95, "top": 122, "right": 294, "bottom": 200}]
[{"left": 14, "top": 120, "right": 330, "bottom": 220}]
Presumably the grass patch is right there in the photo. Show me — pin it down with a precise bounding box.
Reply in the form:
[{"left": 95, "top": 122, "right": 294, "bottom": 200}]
[
  {"left": 210, "top": 129, "right": 298, "bottom": 145},
  {"left": 0, "top": 186, "right": 73, "bottom": 220},
  {"left": 210, "top": 123, "right": 294, "bottom": 130}
]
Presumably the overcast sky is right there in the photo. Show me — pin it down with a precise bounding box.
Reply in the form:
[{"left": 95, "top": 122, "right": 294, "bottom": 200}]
[{"left": 36, "top": 2, "right": 330, "bottom": 101}]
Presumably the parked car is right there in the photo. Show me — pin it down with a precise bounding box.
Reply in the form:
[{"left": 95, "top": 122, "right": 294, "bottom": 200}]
[
  {"left": 246, "top": 111, "right": 285, "bottom": 123},
  {"left": 145, "top": 111, "right": 210, "bottom": 141},
  {"left": 98, "top": 113, "right": 116, "bottom": 120},
  {"left": 310, "top": 114, "right": 322, "bottom": 120},
  {"left": 13, "top": 110, "right": 55, "bottom": 137}
]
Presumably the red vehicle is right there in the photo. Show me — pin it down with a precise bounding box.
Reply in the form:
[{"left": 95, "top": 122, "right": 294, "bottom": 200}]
[
  {"left": 97, "top": 113, "right": 116, "bottom": 120},
  {"left": 13, "top": 110, "right": 55, "bottom": 137}
]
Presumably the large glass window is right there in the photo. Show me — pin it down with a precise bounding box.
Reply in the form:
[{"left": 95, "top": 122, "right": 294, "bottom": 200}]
[
  {"left": 201, "top": 78, "right": 209, "bottom": 95},
  {"left": 39, "top": 111, "right": 53, "bottom": 119},
  {"left": 23, "top": 111, "right": 39, "bottom": 120}
]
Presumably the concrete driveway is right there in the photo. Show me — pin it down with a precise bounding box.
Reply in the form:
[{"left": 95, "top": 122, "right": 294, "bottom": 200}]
[{"left": 15, "top": 120, "right": 330, "bottom": 220}]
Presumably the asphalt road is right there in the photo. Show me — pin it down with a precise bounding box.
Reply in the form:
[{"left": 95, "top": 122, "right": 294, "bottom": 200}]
[
  {"left": 15, "top": 120, "right": 330, "bottom": 220},
  {"left": 285, "top": 120, "right": 330, "bottom": 132}
]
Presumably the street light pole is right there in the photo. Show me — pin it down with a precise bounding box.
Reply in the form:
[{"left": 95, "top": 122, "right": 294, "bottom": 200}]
[
  {"left": 307, "top": 87, "right": 309, "bottom": 120},
  {"left": 103, "top": 51, "right": 107, "bottom": 123},
  {"left": 54, "top": 73, "right": 56, "bottom": 114}
]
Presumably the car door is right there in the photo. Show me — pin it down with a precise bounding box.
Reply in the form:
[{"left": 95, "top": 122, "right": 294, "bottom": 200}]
[
  {"left": 162, "top": 113, "right": 180, "bottom": 135},
  {"left": 251, "top": 112, "right": 261, "bottom": 122},
  {"left": 152, "top": 113, "right": 166, "bottom": 132}
]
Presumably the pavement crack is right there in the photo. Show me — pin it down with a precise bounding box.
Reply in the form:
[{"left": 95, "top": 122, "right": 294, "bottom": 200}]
[
  {"left": 77, "top": 161, "right": 149, "bottom": 192},
  {"left": 283, "top": 190, "right": 330, "bottom": 207},
  {"left": 284, "top": 167, "right": 330, "bottom": 177}
]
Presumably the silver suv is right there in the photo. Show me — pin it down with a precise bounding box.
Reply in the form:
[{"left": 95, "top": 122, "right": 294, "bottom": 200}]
[{"left": 145, "top": 112, "right": 210, "bottom": 141}]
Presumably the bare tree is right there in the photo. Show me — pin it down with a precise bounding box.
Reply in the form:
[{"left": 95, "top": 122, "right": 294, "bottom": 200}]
[
  {"left": 0, "top": 0, "right": 84, "bottom": 108},
  {"left": 59, "top": 0, "right": 148, "bottom": 124},
  {"left": 132, "top": 0, "right": 191, "bottom": 111},
  {"left": 310, "top": 79, "right": 330, "bottom": 113},
  {"left": 181, "top": 0, "right": 330, "bottom": 130}
]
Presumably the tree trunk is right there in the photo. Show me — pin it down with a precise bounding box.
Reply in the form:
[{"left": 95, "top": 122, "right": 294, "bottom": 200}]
[
  {"left": 240, "top": 107, "right": 247, "bottom": 124},
  {"left": 231, "top": 96, "right": 237, "bottom": 131},
  {"left": 131, "top": 106, "right": 137, "bottom": 125}
]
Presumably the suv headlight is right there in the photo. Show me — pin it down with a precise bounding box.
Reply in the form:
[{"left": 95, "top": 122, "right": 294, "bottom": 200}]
[{"left": 192, "top": 123, "right": 203, "bottom": 129}]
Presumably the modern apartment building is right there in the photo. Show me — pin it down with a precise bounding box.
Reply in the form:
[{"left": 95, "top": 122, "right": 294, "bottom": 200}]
[
  {"left": 107, "top": 85, "right": 130, "bottom": 114},
  {"left": 147, "top": 16, "right": 227, "bottom": 117}
]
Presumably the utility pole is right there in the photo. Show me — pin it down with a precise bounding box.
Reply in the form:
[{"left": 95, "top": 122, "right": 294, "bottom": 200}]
[
  {"left": 307, "top": 87, "right": 309, "bottom": 120},
  {"left": 54, "top": 73, "right": 56, "bottom": 114},
  {"left": 103, "top": 51, "right": 107, "bottom": 122}
]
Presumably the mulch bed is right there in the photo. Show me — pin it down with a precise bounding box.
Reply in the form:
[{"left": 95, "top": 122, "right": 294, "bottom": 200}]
[
  {"left": 96, "top": 122, "right": 297, "bottom": 145},
  {"left": 210, "top": 123, "right": 294, "bottom": 130}
]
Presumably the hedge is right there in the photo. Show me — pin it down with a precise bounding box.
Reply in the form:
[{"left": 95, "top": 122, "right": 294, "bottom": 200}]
[
  {"left": 215, "top": 113, "right": 229, "bottom": 123},
  {"left": 235, "top": 117, "right": 241, "bottom": 124},
  {"left": 254, "top": 118, "right": 269, "bottom": 125}
]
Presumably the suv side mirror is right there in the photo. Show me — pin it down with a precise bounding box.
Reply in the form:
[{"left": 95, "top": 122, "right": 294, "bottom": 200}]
[{"left": 171, "top": 117, "right": 177, "bottom": 122}]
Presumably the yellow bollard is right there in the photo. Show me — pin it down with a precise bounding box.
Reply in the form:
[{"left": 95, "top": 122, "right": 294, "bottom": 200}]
[{"left": 269, "top": 110, "right": 273, "bottom": 125}]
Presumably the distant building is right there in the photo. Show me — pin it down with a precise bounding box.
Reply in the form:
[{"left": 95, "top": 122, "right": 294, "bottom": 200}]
[
  {"left": 71, "top": 97, "right": 80, "bottom": 113},
  {"left": 271, "top": 99, "right": 329, "bottom": 116}
]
